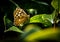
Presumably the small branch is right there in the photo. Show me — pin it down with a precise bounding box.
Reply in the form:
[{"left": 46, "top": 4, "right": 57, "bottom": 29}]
[{"left": 9, "top": 0, "right": 20, "bottom": 7}]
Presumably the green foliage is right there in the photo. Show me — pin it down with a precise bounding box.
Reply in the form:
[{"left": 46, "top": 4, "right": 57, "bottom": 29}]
[
  {"left": 24, "top": 24, "right": 41, "bottom": 32},
  {"left": 24, "top": 28, "right": 59, "bottom": 41},
  {"left": 58, "top": 0, "right": 60, "bottom": 13},
  {"left": 3, "top": 0, "right": 59, "bottom": 42},
  {"left": 51, "top": 0, "right": 58, "bottom": 9},
  {"left": 4, "top": 26, "right": 23, "bottom": 33},
  {"left": 21, "top": 24, "right": 41, "bottom": 40},
  {"left": 30, "top": 11, "right": 56, "bottom": 27},
  {"left": 3, "top": 15, "right": 13, "bottom": 29}
]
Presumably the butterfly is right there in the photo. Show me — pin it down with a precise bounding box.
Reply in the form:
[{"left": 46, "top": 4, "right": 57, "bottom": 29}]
[{"left": 13, "top": 7, "right": 30, "bottom": 26}]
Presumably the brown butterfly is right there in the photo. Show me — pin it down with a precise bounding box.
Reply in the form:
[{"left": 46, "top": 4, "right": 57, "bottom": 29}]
[{"left": 13, "top": 7, "right": 30, "bottom": 26}]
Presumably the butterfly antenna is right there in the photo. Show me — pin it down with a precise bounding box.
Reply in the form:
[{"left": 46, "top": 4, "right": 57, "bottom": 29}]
[{"left": 9, "top": 0, "right": 20, "bottom": 8}]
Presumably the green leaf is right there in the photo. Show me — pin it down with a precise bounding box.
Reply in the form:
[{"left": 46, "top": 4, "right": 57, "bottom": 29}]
[
  {"left": 30, "top": 13, "right": 55, "bottom": 27},
  {"left": 5, "top": 18, "right": 12, "bottom": 25},
  {"left": 27, "top": 9, "right": 37, "bottom": 15},
  {"left": 21, "top": 24, "right": 41, "bottom": 40},
  {"left": 51, "top": 0, "right": 58, "bottom": 9},
  {"left": 4, "top": 26, "right": 23, "bottom": 33},
  {"left": 24, "top": 24, "right": 41, "bottom": 32},
  {"left": 3, "top": 15, "right": 13, "bottom": 28},
  {"left": 59, "top": 0, "right": 60, "bottom": 13},
  {"left": 24, "top": 28, "right": 59, "bottom": 41}
]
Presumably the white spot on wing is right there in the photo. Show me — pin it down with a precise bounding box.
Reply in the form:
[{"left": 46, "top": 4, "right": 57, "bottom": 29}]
[
  {"left": 19, "top": 12, "right": 21, "bottom": 13},
  {"left": 18, "top": 14, "right": 20, "bottom": 16}
]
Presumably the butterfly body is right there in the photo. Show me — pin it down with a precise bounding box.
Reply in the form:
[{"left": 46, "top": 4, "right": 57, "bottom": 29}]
[{"left": 13, "top": 7, "right": 30, "bottom": 26}]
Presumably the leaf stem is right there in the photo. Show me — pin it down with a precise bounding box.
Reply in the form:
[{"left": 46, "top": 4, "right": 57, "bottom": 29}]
[{"left": 3, "top": 15, "right": 7, "bottom": 31}]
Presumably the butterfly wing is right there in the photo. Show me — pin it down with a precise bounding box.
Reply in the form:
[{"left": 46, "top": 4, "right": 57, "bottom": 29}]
[{"left": 13, "top": 7, "right": 29, "bottom": 26}]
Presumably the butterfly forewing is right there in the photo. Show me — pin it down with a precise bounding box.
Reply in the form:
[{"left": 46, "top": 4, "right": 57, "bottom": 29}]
[{"left": 13, "top": 7, "right": 29, "bottom": 26}]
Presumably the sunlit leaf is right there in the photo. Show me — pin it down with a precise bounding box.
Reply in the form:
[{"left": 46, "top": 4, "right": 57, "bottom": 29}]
[
  {"left": 24, "top": 24, "right": 41, "bottom": 32},
  {"left": 21, "top": 24, "right": 41, "bottom": 40},
  {"left": 30, "top": 12, "right": 56, "bottom": 27},
  {"left": 4, "top": 26, "right": 23, "bottom": 33},
  {"left": 51, "top": 0, "right": 58, "bottom": 9},
  {"left": 24, "top": 28, "right": 59, "bottom": 41}
]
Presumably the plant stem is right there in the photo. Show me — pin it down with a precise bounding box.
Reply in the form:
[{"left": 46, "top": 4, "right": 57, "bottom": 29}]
[
  {"left": 3, "top": 15, "right": 6, "bottom": 31},
  {"left": 54, "top": 9, "right": 58, "bottom": 29},
  {"left": 9, "top": 0, "right": 20, "bottom": 7}
]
